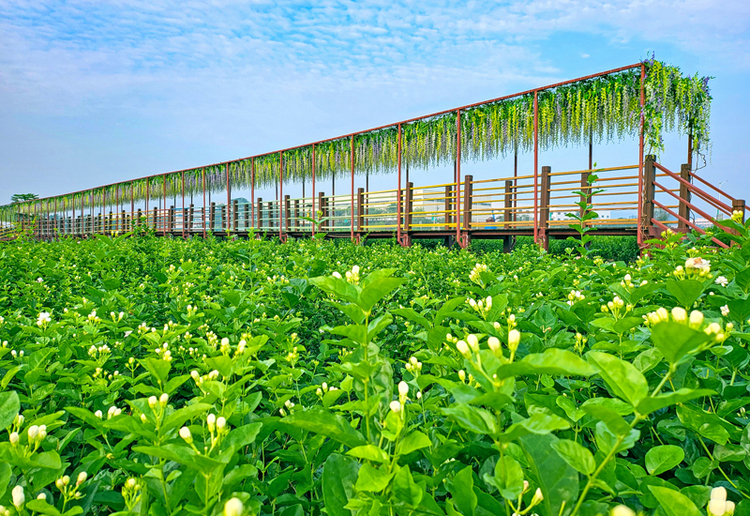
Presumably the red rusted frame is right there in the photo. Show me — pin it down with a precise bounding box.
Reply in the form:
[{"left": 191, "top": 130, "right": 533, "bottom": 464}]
[
  {"left": 652, "top": 199, "right": 729, "bottom": 249},
  {"left": 226, "top": 163, "right": 231, "bottom": 236},
  {"left": 637, "top": 63, "right": 645, "bottom": 246},
  {"left": 202, "top": 168, "right": 206, "bottom": 238},
  {"left": 251, "top": 158, "right": 256, "bottom": 231},
  {"left": 397, "top": 123, "right": 403, "bottom": 245},
  {"left": 350, "top": 135, "right": 355, "bottom": 242},
  {"left": 182, "top": 171, "right": 186, "bottom": 238},
  {"left": 18, "top": 64, "right": 642, "bottom": 210},
  {"left": 533, "top": 90, "right": 539, "bottom": 244},
  {"left": 455, "top": 111, "right": 462, "bottom": 247},
  {"left": 653, "top": 163, "right": 733, "bottom": 215},
  {"left": 279, "top": 151, "right": 283, "bottom": 241},
  {"left": 653, "top": 181, "right": 733, "bottom": 233},
  {"left": 311, "top": 144, "right": 316, "bottom": 236}
]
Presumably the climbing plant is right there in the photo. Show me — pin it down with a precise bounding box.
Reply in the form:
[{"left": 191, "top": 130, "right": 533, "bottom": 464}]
[{"left": 2, "top": 59, "right": 711, "bottom": 215}]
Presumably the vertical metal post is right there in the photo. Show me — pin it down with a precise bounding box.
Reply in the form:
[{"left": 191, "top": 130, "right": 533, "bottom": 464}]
[
  {"left": 226, "top": 163, "right": 231, "bottom": 235},
  {"left": 687, "top": 129, "right": 693, "bottom": 170},
  {"left": 116, "top": 185, "right": 120, "bottom": 232},
  {"left": 350, "top": 135, "right": 355, "bottom": 241},
  {"left": 182, "top": 171, "right": 186, "bottom": 238},
  {"left": 456, "top": 110, "right": 463, "bottom": 247},
  {"left": 202, "top": 168, "right": 207, "bottom": 238},
  {"left": 588, "top": 134, "right": 593, "bottom": 171},
  {"left": 514, "top": 151, "right": 518, "bottom": 224},
  {"left": 279, "top": 151, "right": 283, "bottom": 240},
  {"left": 251, "top": 158, "right": 255, "bottom": 230},
  {"left": 163, "top": 175, "right": 167, "bottom": 233},
  {"left": 637, "top": 63, "right": 646, "bottom": 247},
  {"left": 533, "top": 90, "right": 539, "bottom": 245},
  {"left": 397, "top": 123, "right": 403, "bottom": 244},
  {"left": 146, "top": 177, "right": 150, "bottom": 228},
  {"left": 311, "top": 145, "right": 316, "bottom": 236}
]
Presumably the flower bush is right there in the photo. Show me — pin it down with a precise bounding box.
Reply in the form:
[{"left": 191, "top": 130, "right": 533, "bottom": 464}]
[{"left": 0, "top": 217, "right": 749, "bottom": 515}]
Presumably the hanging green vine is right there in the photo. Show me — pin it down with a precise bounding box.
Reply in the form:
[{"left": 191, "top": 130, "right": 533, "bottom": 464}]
[{"left": 3, "top": 59, "right": 711, "bottom": 214}]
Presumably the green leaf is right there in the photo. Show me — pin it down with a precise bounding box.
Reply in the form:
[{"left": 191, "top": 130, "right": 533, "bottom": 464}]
[
  {"left": 138, "top": 357, "right": 171, "bottom": 385},
  {"left": 521, "top": 434, "right": 578, "bottom": 516},
  {"left": 648, "top": 485, "right": 703, "bottom": 516},
  {"left": 666, "top": 279, "right": 706, "bottom": 308},
  {"left": 442, "top": 405, "right": 497, "bottom": 436},
  {"left": 646, "top": 445, "right": 685, "bottom": 475},
  {"left": 0, "top": 391, "right": 19, "bottom": 429},
  {"left": 392, "top": 465, "right": 423, "bottom": 507},
  {"left": 551, "top": 439, "right": 595, "bottom": 476},
  {"left": 494, "top": 348, "right": 596, "bottom": 380},
  {"left": 358, "top": 272, "right": 405, "bottom": 314},
  {"left": 636, "top": 388, "right": 715, "bottom": 416},
  {"left": 283, "top": 408, "right": 366, "bottom": 448},
  {"left": 0, "top": 462, "right": 11, "bottom": 499},
  {"left": 322, "top": 453, "right": 359, "bottom": 516},
  {"left": 396, "top": 431, "right": 432, "bottom": 456},
  {"left": 449, "top": 466, "right": 477, "bottom": 516},
  {"left": 650, "top": 322, "right": 711, "bottom": 366},
  {"left": 223, "top": 423, "right": 262, "bottom": 451},
  {"left": 587, "top": 351, "right": 649, "bottom": 407},
  {"left": 354, "top": 463, "right": 394, "bottom": 492},
  {"left": 346, "top": 445, "right": 389, "bottom": 463},
  {"left": 161, "top": 403, "right": 213, "bottom": 434},
  {"left": 498, "top": 413, "right": 570, "bottom": 443},
  {"left": 486, "top": 456, "right": 524, "bottom": 500}
]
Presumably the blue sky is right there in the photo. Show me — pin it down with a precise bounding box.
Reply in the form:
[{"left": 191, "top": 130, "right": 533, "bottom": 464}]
[{"left": 1, "top": 0, "right": 750, "bottom": 204}]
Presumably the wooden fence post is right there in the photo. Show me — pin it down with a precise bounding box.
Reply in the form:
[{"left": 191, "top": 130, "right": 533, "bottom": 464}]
[
  {"left": 540, "top": 166, "right": 551, "bottom": 250},
  {"left": 357, "top": 188, "right": 365, "bottom": 232},
  {"left": 643, "top": 155, "right": 656, "bottom": 236},
  {"left": 318, "top": 192, "right": 326, "bottom": 230},
  {"left": 444, "top": 185, "right": 453, "bottom": 230},
  {"left": 679, "top": 163, "right": 691, "bottom": 229},
  {"left": 294, "top": 199, "right": 300, "bottom": 231},
  {"left": 504, "top": 180, "right": 513, "bottom": 253},
  {"left": 284, "top": 195, "right": 291, "bottom": 233},
  {"left": 462, "top": 175, "right": 473, "bottom": 230},
  {"left": 404, "top": 182, "right": 413, "bottom": 233},
  {"left": 209, "top": 202, "right": 216, "bottom": 232},
  {"left": 256, "top": 198, "right": 263, "bottom": 232}
]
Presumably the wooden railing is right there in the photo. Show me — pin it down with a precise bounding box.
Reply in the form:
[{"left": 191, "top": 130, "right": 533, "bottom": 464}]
[{"left": 7, "top": 158, "right": 745, "bottom": 249}]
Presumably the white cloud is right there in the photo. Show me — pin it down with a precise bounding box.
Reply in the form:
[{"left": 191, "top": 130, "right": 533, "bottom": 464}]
[{"left": 0, "top": 0, "right": 749, "bottom": 199}]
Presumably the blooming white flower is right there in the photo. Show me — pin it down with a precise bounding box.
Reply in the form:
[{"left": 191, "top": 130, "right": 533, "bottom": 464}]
[
  {"left": 466, "top": 334, "right": 479, "bottom": 352},
  {"left": 689, "top": 310, "right": 704, "bottom": 328},
  {"left": 721, "top": 305, "right": 730, "bottom": 317},
  {"left": 715, "top": 276, "right": 729, "bottom": 287},
  {"left": 611, "top": 506, "right": 635, "bottom": 516},
  {"left": 508, "top": 329, "right": 521, "bottom": 353},
  {"left": 11, "top": 485, "right": 24, "bottom": 510},
  {"left": 224, "top": 497, "right": 243, "bottom": 516},
  {"left": 398, "top": 381, "right": 409, "bottom": 397},
  {"left": 36, "top": 311, "right": 51, "bottom": 327},
  {"left": 455, "top": 340, "right": 470, "bottom": 358}
]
